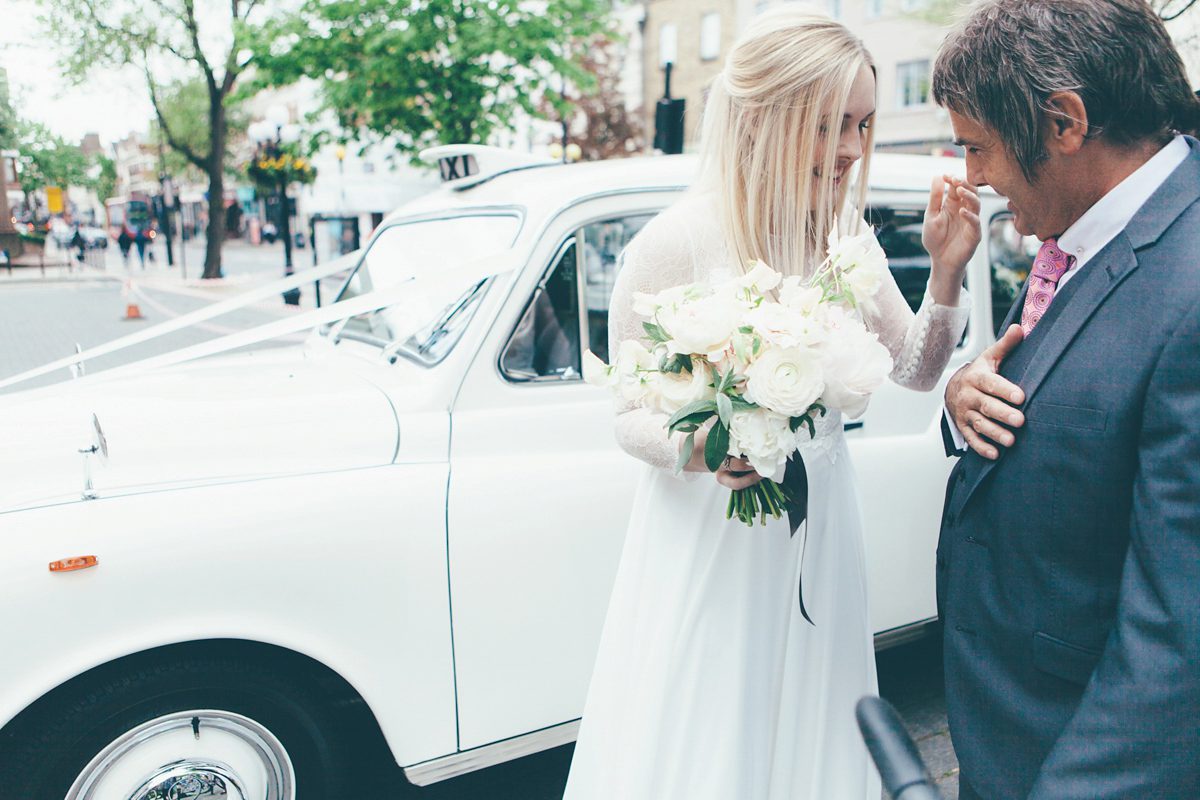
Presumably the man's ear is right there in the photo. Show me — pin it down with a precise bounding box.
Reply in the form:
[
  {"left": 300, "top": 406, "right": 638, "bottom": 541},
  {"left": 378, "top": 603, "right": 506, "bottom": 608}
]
[{"left": 1043, "top": 91, "right": 1089, "bottom": 156}]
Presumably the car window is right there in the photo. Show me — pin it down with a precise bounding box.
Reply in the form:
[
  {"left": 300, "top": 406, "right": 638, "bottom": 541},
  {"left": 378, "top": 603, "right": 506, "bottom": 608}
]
[
  {"left": 500, "top": 213, "right": 653, "bottom": 383},
  {"left": 866, "top": 206, "right": 930, "bottom": 314},
  {"left": 500, "top": 240, "right": 582, "bottom": 380},
  {"left": 988, "top": 212, "right": 1037, "bottom": 336},
  {"left": 581, "top": 214, "right": 653, "bottom": 364},
  {"left": 338, "top": 212, "right": 521, "bottom": 297},
  {"left": 330, "top": 212, "right": 521, "bottom": 365}
]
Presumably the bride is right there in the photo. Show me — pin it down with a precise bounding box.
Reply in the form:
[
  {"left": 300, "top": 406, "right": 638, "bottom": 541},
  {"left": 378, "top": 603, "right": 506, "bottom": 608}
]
[{"left": 562, "top": 7, "right": 979, "bottom": 800}]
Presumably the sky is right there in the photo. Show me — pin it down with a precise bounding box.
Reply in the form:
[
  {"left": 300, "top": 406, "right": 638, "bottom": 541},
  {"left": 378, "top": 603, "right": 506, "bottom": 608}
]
[{"left": 1, "top": 5, "right": 157, "bottom": 148}]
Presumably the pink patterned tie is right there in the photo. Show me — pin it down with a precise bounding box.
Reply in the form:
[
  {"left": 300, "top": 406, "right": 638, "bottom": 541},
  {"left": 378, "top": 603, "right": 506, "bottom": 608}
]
[{"left": 1020, "top": 238, "right": 1075, "bottom": 336}]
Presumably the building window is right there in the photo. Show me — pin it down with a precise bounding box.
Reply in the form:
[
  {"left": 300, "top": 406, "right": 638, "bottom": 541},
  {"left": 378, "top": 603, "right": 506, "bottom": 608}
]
[
  {"left": 865, "top": 0, "right": 883, "bottom": 17},
  {"left": 827, "top": 0, "right": 842, "bottom": 18},
  {"left": 659, "top": 22, "right": 678, "bottom": 68},
  {"left": 896, "top": 60, "right": 931, "bottom": 109},
  {"left": 700, "top": 13, "right": 721, "bottom": 61}
]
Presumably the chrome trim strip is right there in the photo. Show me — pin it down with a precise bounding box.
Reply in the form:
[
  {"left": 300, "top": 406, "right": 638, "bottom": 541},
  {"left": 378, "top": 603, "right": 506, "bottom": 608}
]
[
  {"left": 402, "top": 719, "right": 580, "bottom": 786},
  {"left": 873, "top": 617, "right": 938, "bottom": 651}
]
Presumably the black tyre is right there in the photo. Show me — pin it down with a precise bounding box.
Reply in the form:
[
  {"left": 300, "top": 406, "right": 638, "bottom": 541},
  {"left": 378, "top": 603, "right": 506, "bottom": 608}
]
[{"left": 0, "top": 651, "right": 358, "bottom": 800}]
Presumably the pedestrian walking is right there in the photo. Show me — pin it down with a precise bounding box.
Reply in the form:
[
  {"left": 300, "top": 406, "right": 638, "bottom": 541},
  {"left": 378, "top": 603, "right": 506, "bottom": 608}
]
[
  {"left": 117, "top": 228, "right": 133, "bottom": 266},
  {"left": 134, "top": 228, "right": 148, "bottom": 268},
  {"left": 69, "top": 227, "right": 85, "bottom": 263}
]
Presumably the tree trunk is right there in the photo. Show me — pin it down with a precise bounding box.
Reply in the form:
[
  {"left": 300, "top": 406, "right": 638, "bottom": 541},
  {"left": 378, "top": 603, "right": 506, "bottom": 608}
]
[
  {"left": 202, "top": 161, "right": 225, "bottom": 279},
  {"left": 201, "top": 88, "right": 228, "bottom": 279}
]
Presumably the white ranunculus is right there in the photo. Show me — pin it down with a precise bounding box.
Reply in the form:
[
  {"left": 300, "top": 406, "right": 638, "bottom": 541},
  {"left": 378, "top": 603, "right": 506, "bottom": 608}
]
[
  {"left": 657, "top": 293, "right": 746, "bottom": 356},
  {"left": 743, "top": 344, "right": 825, "bottom": 417},
  {"left": 728, "top": 409, "right": 797, "bottom": 478},
  {"left": 582, "top": 350, "right": 618, "bottom": 389},
  {"left": 815, "top": 306, "right": 893, "bottom": 418},
  {"left": 656, "top": 362, "right": 717, "bottom": 414}
]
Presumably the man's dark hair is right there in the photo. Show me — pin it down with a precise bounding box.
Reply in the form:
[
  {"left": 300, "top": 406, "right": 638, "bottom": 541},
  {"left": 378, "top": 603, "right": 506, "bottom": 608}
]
[{"left": 932, "top": 0, "right": 1200, "bottom": 180}]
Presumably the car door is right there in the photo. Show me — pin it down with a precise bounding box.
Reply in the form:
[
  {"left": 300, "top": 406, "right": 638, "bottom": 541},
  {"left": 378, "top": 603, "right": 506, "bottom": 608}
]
[{"left": 446, "top": 192, "right": 675, "bottom": 749}]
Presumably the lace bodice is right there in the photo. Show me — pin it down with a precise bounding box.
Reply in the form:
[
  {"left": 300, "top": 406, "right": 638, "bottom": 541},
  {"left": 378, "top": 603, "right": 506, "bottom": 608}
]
[{"left": 610, "top": 192, "right": 971, "bottom": 474}]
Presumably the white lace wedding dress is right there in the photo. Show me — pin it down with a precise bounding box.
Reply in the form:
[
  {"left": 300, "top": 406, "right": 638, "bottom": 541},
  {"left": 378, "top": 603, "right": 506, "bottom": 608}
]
[{"left": 561, "top": 193, "right": 970, "bottom": 800}]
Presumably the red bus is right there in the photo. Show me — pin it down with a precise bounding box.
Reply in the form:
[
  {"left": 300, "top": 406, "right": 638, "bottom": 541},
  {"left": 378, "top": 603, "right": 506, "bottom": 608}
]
[{"left": 106, "top": 194, "right": 157, "bottom": 242}]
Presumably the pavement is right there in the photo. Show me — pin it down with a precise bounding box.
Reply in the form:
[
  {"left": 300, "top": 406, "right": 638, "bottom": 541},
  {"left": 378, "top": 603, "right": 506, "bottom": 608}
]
[{"left": 0, "top": 233, "right": 962, "bottom": 799}]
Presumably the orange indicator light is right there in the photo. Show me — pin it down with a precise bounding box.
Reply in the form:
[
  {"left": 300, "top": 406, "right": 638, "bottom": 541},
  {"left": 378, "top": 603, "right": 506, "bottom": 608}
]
[{"left": 49, "top": 555, "right": 99, "bottom": 572}]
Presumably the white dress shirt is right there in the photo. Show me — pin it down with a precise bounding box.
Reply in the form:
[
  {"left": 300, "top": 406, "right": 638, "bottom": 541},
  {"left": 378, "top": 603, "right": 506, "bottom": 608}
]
[{"left": 945, "top": 135, "right": 1191, "bottom": 452}]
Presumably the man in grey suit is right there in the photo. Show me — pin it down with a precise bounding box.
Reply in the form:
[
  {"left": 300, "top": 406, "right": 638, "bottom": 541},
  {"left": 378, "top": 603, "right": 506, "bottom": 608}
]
[{"left": 932, "top": 1, "right": 1200, "bottom": 797}]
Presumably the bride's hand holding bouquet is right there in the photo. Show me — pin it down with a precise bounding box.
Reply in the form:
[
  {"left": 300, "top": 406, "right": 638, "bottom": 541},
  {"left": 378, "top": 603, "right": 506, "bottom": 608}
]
[{"left": 585, "top": 222, "right": 897, "bottom": 526}]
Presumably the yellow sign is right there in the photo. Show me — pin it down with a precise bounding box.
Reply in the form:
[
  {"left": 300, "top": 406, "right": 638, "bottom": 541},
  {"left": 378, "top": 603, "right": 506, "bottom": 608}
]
[{"left": 46, "top": 187, "right": 64, "bottom": 214}]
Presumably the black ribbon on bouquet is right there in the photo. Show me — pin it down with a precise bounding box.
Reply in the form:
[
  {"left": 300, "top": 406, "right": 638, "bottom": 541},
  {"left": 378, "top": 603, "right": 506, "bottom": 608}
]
[{"left": 783, "top": 457, "right": 812, "bottom": 624}]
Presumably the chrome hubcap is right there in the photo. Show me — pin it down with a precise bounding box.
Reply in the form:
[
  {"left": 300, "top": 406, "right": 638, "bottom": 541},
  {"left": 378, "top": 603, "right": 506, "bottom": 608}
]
[
  {"left": 127, "top": 760, "right": 245, "bottom": 800},
  {"left": 65, "top": 710, "right": 294, "bottom": 800}
]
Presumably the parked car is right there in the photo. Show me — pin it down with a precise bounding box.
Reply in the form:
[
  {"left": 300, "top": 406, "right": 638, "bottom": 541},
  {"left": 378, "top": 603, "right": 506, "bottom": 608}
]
[
  {"left": 0, "top": 147, "right": 1033, "bottom": 798},
  {"left": 78, "top": 225, "right": 110, "bottom": 249}
]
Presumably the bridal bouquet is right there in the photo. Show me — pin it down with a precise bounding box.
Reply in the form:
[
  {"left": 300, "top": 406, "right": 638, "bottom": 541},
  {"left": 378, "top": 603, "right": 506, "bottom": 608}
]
[{"left": 585, "top": 221, "right": 895, "bottom": 526}]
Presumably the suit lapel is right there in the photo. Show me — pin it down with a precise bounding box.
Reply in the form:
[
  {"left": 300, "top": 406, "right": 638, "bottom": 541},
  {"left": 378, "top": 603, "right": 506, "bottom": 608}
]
[
  {"left": 948, "top": 240, "right": 1137, "bottom": 518},
  {"left": 949, "top": 139, "right": 1200, "bottom": 519}
]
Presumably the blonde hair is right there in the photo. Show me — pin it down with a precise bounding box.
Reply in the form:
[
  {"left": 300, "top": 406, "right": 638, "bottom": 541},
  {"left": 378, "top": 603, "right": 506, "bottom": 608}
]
[{"left": 696, "top": 6, "right": 875, "bottom": 279}]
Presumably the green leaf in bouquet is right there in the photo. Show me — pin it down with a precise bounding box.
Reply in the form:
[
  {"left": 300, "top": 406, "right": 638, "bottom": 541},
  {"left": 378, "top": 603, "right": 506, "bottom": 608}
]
[
  {"left": 716, "top": 393, "right": 733, "bottom": 427},
  {"left": 719, "top": 366, "right": 739, "bottom": 394},
  {"left": 732, "top": 333, "right": 747, "bottom": 364},
  {"left": 729, "top": 395, "right": 759, "bottom": 412},
  {"left": 676, "top": 431, "right": 696, "bottom": 474},
  {"left": 642, "top": 320, "right": 670, "bottom": 345},
  {"left": 660, "top": 353, "right": 693, "bottom": 374},
  {"left": 666, "top": 399, "right": 718, "bottom": 433},
  {"left": 704, "top": 419, "right": 731, "bottom": 473}
]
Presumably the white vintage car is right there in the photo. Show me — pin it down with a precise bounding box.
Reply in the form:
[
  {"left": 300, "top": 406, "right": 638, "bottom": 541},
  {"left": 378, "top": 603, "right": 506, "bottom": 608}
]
[{"left": 0, "top": 147, "right": 1033, "bottom": 799}]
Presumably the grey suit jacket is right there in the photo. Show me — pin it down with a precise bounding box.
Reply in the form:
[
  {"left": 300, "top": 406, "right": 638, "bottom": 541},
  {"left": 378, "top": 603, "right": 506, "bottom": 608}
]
[{"left": 938, "top": 138, "right": 1200, "bottom": 799}]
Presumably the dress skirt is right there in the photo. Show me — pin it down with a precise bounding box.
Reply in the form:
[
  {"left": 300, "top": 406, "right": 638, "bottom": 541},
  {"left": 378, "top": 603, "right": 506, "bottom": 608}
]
[{"left": 562, "top": 431, "right": 881, "bottom": 800}]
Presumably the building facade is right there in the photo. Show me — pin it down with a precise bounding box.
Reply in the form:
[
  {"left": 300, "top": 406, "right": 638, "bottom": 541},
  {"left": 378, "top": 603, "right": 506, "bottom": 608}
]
[{"left": 639, "top": 0, "right": 960, "bottom": 156}]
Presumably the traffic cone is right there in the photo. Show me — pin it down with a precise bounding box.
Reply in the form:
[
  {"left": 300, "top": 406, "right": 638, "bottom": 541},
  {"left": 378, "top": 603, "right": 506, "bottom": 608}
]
[{"left": 121, "top": 280, "right": 144, "bottom": 320}]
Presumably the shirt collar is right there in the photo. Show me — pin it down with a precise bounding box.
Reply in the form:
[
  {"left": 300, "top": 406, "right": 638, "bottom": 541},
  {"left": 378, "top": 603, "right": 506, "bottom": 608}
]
[{"left": 1056, "top": 134, "right": 1190, "bottom": 269}]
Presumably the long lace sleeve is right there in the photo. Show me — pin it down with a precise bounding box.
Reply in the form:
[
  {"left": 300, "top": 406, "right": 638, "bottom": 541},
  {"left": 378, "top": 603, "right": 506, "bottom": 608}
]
[
  {"left": 609, "top": 196, "right": 727, "bottom": 474},
  {"left": 864, "top": 263, "right": 972, "bottom": 392}
]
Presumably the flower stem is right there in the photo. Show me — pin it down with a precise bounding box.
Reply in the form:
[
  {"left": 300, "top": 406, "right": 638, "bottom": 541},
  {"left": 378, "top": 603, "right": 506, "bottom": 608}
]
[{"left": 728, "top": 480, "right": 794, "bottom": 527}]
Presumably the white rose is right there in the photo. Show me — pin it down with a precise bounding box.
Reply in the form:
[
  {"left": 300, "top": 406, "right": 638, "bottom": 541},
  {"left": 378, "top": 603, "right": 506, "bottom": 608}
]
[
  {"left": 656, "top": 362, "right": 717, "bottom": 414},
  {"left": 743, "top": 344, "right": 825, "bottom": 417},
  {"left": 657, "top": 293, "right": 746, "bottom": 355},
  {"left": 815, "top": 307, "right": 893, "bottom": 418},
  {"left": 728, "top": 409, "right": 797, "bottom": 478}
]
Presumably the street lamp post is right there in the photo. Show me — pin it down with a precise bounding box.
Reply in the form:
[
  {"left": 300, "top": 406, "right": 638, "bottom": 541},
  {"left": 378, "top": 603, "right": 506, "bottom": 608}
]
[{"left": 250, "top": 105, "right": 302, "bottom": 306}]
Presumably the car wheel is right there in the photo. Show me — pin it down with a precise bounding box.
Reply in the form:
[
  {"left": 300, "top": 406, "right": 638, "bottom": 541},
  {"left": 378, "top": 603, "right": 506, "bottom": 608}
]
[{"left": 0, "top": 654, "right": 358, "bottom": 800}]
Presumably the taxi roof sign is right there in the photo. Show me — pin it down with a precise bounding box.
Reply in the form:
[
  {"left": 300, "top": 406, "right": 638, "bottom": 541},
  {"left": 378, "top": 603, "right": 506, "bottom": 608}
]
[{"left": 420, "top": 145, "right": 558, "bottom": 190}]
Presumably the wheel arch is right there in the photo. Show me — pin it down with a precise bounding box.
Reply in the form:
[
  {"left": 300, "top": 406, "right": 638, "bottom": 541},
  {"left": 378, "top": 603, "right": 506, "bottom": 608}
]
[{"left": 0, "top": 638, "right": 401, "bottom": 780}]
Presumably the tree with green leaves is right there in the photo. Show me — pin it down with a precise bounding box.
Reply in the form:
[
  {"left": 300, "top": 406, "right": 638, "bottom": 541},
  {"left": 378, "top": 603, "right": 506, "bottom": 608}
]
[
  {"left": 541, "top": 34, "right": 646, "bottom": 161},
  {"left": 252, "top": 0, "right": 617, "bottom": 162},
  {"left": 33, "top": 0, "right": 266, "bottom": 278},
  {"left": 13, "top": 118, "right": 95, "bottom": 218}
]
